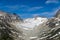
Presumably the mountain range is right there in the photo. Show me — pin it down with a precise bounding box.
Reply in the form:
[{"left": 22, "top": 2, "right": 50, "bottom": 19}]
[{"left": 0, "top": 10, "right": 60, "bottom": 40}]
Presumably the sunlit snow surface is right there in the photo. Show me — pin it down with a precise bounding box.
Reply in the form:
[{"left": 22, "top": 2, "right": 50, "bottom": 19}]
[
  {"left": 10, "top": 17, "right": 48, "bottom": 40},
  {"left": 20, "top": 17, "right": 48, "bottom": 30}
]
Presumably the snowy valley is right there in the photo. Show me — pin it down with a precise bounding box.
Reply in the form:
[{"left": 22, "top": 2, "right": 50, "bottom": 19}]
[{"left": 0, "top": 10, "right": 60, "bottom": 40}]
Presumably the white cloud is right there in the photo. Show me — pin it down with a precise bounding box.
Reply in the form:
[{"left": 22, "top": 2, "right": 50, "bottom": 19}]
[
  {"left": 0, "top": 5, "right": 29, "bottom": 12},
  {"left": 32, "top": 14, "right": 40, "bottom": 17},
  {"left": 18, "top": 7, "right": 60, "bottom": 18},
  {"left": 19, "top": 5, "right": 28, "bottom": 8},
  {"left": 41, "top": 8, "right": 59, "bottom": 17},
  {"left": 0, "top": 5, "right": 28, "bottom": 10},
  {"left": 0, "top": 5, "right": 43, "bottom": 12},
  {"left": 46, "top": 0, "right": 59, "bottom": 4},
  {"left": 27, "top": 6, "right": 43, "bottom": 12},
  {"left": 5, "top": 5, "right": 28, "bottom": 9},
  {"left": 5, "top": 5, "right": 20, "bottom": 10}
]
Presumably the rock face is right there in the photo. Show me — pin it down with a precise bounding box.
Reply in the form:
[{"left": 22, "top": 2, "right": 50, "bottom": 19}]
[
  {"left": 0, "top": 11, "right": 24, "bottom": 40},
  {"left": 55, "top": 9, "right": 60, "bottom": 18},
  {"left": 0, "top": 10, "right": 60, "bottom": 40}
]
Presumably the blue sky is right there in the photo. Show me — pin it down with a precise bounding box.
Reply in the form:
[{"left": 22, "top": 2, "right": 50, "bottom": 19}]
[{"left": 0, "top": 0, "right": 60, "bottom": 18}]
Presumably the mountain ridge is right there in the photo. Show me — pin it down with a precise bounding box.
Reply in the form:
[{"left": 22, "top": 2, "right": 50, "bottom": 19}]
[{"left": 0, "top": 9, "right": 60, "bottom": 40}]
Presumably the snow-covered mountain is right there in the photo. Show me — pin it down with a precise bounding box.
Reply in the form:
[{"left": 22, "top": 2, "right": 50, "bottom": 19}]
[
  {"left": 0, "top": 9, "right": 60, "bottom": 40},
  {"left": 20, "top": 17, "right": 48, "bottom": 30},
  {"left": 9, "top": 15, "right": 48, "bottom": 40}
]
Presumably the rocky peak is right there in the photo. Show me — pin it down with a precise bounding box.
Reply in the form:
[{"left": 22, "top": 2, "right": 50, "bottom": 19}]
[
  {"left": 0, "top": 11, "right": 23, "bottom": 22},
  {"left": 55, "top": 9, "right": 60, "bottom": 18}
]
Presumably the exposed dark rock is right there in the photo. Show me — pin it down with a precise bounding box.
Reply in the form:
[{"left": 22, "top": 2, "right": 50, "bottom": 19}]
[{"left": 0, "top": 11, "right": 24, "bottom": 40}]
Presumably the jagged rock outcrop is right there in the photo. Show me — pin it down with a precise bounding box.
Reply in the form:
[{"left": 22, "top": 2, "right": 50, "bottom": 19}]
[
  {"left": 0, "top": 11, "right": 24, "bottom": 40},
  {"left": 38, "top": 9, "right": 60, "bottom": 40}
]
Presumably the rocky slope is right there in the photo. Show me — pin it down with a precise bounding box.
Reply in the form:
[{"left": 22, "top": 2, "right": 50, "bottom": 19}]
[{"left": 0, "top": 10, "right": 60, "bottom": 40}]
